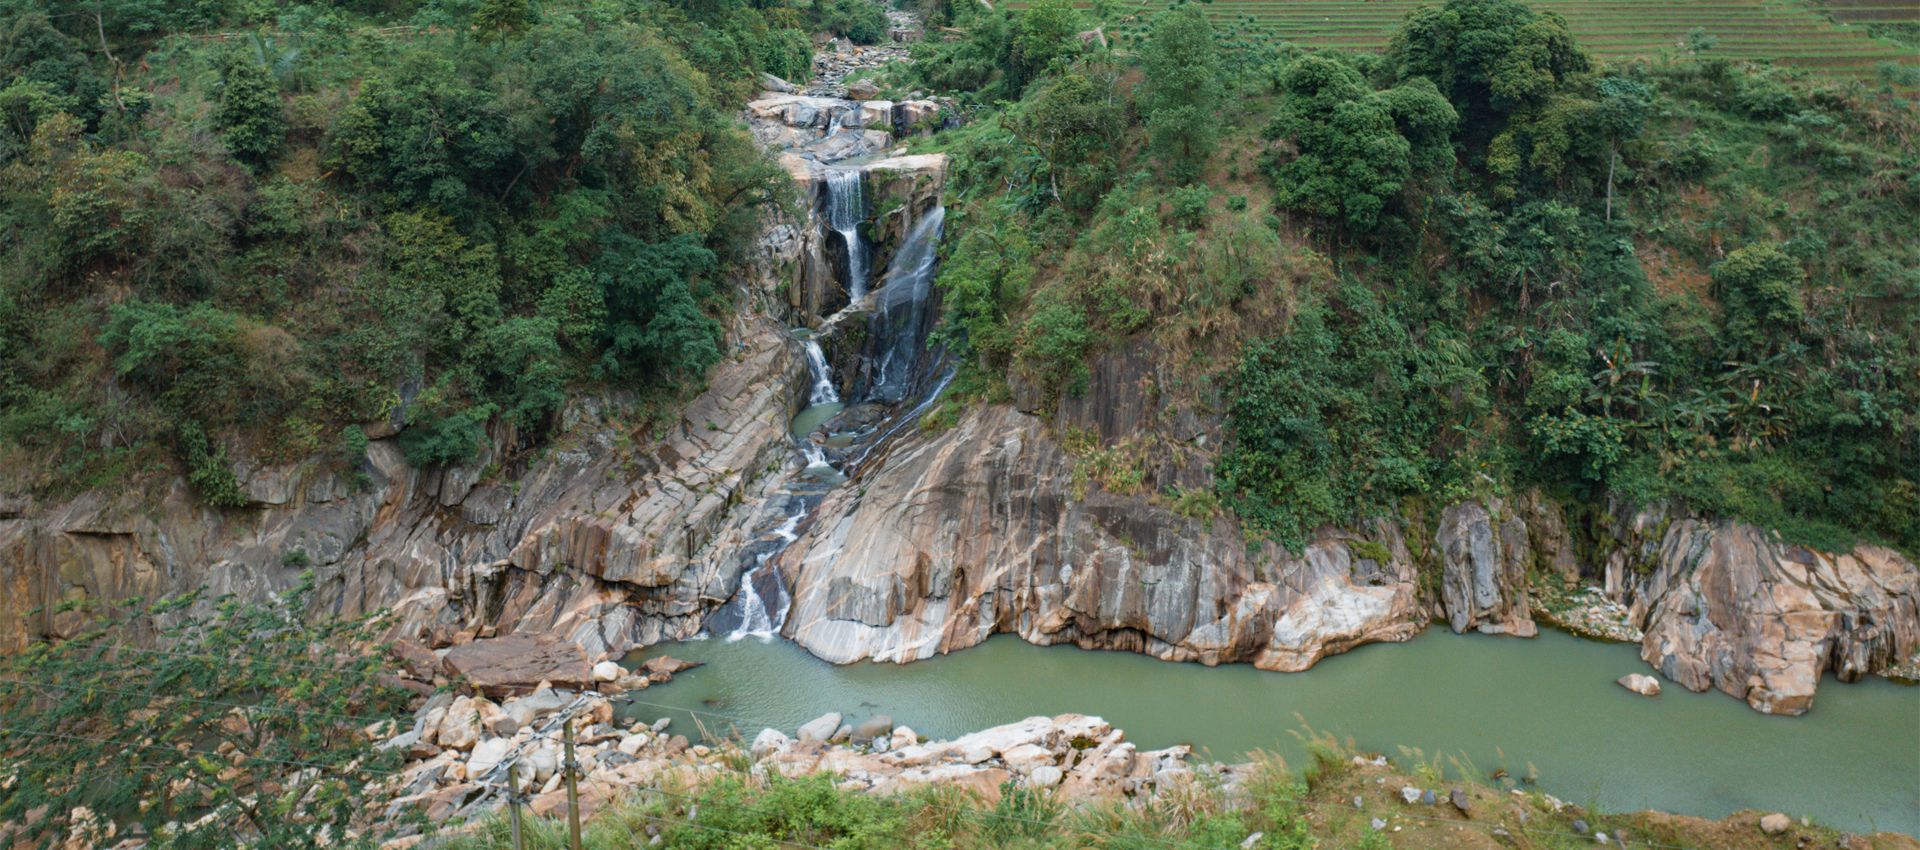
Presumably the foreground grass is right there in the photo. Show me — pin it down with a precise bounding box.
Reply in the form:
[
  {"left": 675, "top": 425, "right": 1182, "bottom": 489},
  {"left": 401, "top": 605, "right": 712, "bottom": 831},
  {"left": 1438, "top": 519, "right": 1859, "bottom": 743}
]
[{"left": 429, "top": 735, "right": 1914, "bottom": 850}]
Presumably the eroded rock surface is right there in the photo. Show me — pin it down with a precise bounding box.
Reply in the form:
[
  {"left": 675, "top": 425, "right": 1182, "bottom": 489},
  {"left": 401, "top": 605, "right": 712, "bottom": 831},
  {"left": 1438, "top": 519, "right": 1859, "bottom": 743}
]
[{"left": 778, "top": 404, "right": 1424, "bottom": 670}]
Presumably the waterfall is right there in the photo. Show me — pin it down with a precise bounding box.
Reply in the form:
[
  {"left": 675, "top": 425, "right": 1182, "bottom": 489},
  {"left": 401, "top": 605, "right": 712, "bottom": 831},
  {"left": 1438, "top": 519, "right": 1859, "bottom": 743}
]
[
  {"left": 862, "top": 205, "right": 946, "bottom": 405},
  {"left": 723, "top": 511, "right": 804, "bottom": 641},
  {"left": 802, "top": 339, "right": 840, "bottom": 405},
  {"left": 824, "top": 170, "right": 868, "bottom": 300}
]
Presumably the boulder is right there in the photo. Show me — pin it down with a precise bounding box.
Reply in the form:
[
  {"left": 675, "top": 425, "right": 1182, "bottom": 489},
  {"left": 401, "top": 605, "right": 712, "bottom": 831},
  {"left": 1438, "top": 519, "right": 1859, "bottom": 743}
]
[
  {"left": 798, "top": 712, "right": 842, "bottom": 743},
  {"left": 442, "top": 634, "right": 591, "bottom": 696},
  {"left": 753, "top": 728, "right": 793, "bottom": 758},
  {"left": 592, "top": 660, "right": 623, "bottom": 682},
  {"left": 889, "top": 726, "right": 917, "bottom": 751},
  {"left": 501, "top": 688, "right": 570, "bottom": 728},
  {"left": 760, "top": 72, "right": 798, "bottom": 94},
  {"left": 1449, "top": 788, "right": 1470, "bottom": 814},
  {"left": 1399, "top": 786, "right": 1421, "bottom": 804},
  {"left": 1029, "top": 765, "right": 1064, "bottom": 787},
  {"left": 847, "top": 79, "right": 880, "bottom": 101},
  {"left": 1759, "top": 813, "right": 1791, "bottom": 835},
  {"left": 467, "top": 738, "right": 513, "bottom": 779},
  {"left": 640, "top": 656, "right": 700, "bottom": 677},
  {"left": 1617, "top": 673, "right": 1662, "bottom": 697},
  {"left": 852, "top": 714, "right": 893, "bottom": 743}
]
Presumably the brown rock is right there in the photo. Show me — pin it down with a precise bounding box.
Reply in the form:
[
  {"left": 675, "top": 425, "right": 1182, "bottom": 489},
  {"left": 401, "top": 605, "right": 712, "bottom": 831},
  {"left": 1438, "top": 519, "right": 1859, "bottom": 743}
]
[{"left": 443, "top": 635, "right": 591, "bottom": 697}]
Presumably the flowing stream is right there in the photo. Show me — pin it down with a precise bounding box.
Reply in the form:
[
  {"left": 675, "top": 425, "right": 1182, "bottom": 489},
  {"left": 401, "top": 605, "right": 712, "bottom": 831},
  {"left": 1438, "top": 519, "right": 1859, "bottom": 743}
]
[{"left": 632, "top": 630, "right": 1919, "bottom": 835}]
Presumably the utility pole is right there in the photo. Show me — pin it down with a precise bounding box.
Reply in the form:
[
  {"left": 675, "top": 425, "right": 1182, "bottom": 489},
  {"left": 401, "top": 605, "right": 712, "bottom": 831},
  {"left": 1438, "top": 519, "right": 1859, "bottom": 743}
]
[
  {"left": 563, "top": 717, "right": 584, "bottom": 850},
  {"left": 504, "top": 758, "right": 527, "bottom": 850}
]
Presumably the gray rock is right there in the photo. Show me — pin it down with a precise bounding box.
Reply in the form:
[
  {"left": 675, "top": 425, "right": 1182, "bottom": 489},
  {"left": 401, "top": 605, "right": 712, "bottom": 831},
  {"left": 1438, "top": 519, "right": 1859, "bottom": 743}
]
[
  {"left": 1572, "top": 818, "right": 1589, "bottom": 834},
  {"left": 1421, "top": 789, "right": 1437, "bottom": 805},
  {"left": 760, "top": 72, "right": 798, "bottom": 94},
  {"left": 1449, "top": 787, "right": 1469, "bottom": 814},
  {"left": 1370, "top": 818, "right": 1387, "bottom": 831},
  {"left": 1399, "top": 786, "right": 1420, "bottom": 804},
  {"left": 797, "top": 712, "right": 843, "bottom": 743},
  {"left": 852, "top": 714, "right": 893, "bottom": 743}
]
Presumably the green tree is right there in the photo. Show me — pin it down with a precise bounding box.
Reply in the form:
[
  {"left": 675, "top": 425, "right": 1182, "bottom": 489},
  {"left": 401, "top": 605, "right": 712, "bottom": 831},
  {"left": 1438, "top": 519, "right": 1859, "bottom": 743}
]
[
  {"left": 1266, "top": 55, "right": 1456, "bottom": 232},
  {"left": 1010, "top": 0, "right": 1081, "bottom": 91},
  {"left": 1140, "top": 5, "right": 1223, "bottom": 185},
  {"left": 212, "top": 48, "right": 285, "bottom": 169},
  {"left": 1711, "top": 243, "right": 1804, "bottom": 356}
]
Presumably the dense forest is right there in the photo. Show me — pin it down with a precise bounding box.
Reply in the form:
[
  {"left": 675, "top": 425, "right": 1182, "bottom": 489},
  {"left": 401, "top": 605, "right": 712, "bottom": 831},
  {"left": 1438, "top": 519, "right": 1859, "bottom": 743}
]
[
  {"left": 0, "top": 0, "right": 892, "bottom": 501},
  {"left": 2, "top": 0, "right": 1915, "bottom": 560},
  {"left": 899, "top": 0, "right": 1919, "bottom": 555}
]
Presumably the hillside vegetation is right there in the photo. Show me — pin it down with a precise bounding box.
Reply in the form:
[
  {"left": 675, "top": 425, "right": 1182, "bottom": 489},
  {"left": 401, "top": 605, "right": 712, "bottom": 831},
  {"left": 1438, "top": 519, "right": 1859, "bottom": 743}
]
[
  {"left": 902, "top": 0, "right": 1918, "bottom": 554},
  {"left": 0, "top": 0, "right": 894, "bottom": 501}
]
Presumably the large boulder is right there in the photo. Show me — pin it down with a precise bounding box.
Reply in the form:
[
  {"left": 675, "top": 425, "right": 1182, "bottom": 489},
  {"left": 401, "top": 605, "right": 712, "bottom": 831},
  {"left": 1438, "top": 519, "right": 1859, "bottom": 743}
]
[
  {"left": 442, "top": 634, "right": 592, "bottom": 696},
  {"left": 797, "top": 712, "right": 843, "bottom": 743},
  {"left": 1617, "top": 673, "right": 1661, "bottom": 697}
]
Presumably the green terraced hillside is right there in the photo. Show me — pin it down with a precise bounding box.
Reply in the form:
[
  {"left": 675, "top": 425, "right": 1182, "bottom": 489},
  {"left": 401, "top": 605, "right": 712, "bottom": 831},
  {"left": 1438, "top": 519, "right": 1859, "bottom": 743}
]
[{"left": 1030, "top": 0, "right": 1919, "bottom": 82}]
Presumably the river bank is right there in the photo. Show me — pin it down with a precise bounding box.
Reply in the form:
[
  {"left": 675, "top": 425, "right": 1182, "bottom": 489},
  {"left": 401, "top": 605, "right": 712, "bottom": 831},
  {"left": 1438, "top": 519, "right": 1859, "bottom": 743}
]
[{"left": 376, "top": 675, "right": 1919, "bottom": 850}]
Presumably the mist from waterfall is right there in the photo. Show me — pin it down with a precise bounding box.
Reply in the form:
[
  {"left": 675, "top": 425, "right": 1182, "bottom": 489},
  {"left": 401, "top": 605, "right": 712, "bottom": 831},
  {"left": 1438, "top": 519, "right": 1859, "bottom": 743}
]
[
  {"left": 825, "top": 170, "right": 868, "bottom": 300},
  {"left": 862, "top": 205, "right": 946, "bottom": 405}
]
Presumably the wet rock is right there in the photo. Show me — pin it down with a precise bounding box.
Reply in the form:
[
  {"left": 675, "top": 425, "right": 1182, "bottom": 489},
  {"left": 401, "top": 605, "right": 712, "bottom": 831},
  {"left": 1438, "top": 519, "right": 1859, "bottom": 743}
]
[
  {"left": 1617, "top": 673, "right": 1661, "bottom": 697},
  {"left": 797, "top": 712, "right": 842, "bottom": 743},
  {"left": 852, "top": 714, "right": 893, "bottom": 743}
]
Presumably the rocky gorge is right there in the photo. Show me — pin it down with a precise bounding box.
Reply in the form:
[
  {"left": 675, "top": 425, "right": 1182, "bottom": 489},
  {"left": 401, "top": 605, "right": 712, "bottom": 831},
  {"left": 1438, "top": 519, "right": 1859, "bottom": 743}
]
[{"left": 2, "top": 10, "right": 1915, "bottom": 755}]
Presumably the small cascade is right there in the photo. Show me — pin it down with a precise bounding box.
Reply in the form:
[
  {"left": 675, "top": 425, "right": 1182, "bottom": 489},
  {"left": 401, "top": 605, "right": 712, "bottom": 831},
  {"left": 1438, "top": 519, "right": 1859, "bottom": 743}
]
[
  {"left": 722, "top": 510, "right": 803, "bottom": 641},
  {"left": 862, "top": 205, "right": 946, "bottom": 404},
  {"left": 824, "top": 170, "right": 869, "bottom": 300},
  {"left": 802, "top": 339, "right": 840, "bottom": 405}
]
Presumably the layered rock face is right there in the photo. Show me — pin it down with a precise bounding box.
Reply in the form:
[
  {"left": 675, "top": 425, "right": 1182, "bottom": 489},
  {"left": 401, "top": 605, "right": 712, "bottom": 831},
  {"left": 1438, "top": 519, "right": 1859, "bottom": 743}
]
[
  {"left": 778, "top": 404, "right": 1425, "bottom": 670},
  {"left": 777, "top": 400, "right": 1917, "bottom": 714},
  {"left": 0, "top": 315, "right": 809, "bottom": 659},
  {"left": 1627, "top": 519, "right": 1919, "bottom": 713}
]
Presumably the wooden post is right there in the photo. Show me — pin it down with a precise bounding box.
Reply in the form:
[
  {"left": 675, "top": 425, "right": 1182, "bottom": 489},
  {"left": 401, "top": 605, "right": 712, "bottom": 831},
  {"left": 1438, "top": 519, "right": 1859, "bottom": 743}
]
[
  {"left": 505, "top": 759, "right": 526, "bottom": 850},
  {"left": 563, "top": 718, "right": 583, "bottom": 850}
]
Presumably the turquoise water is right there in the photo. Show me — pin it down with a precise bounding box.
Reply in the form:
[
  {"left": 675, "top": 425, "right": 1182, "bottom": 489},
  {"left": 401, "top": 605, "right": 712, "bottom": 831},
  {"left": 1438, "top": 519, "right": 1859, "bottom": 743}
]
[{"left": 630, "top": 629, "right": 1919, "bottom": 834}]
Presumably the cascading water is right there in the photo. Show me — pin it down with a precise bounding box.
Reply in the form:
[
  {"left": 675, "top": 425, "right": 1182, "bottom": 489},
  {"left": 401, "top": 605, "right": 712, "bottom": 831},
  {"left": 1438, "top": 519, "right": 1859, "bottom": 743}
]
[
  {"left": 862, "top": 205, "right": 946, "bottom": 405},
  {"left": 802, "top": 339, "right": 840, "bottom": 406},
  {"left": 721, "top": 510, "right": 803, "bottom": 641},
  {"left": 824, "top": 170, "right": 868, "bottom": 300}
]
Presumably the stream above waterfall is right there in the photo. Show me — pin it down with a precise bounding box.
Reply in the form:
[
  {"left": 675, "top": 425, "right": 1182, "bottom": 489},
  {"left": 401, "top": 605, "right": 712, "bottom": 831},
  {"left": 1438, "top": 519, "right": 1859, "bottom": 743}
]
[{"left": 627, "top": 629, "right": 1918, "bottom": 835}]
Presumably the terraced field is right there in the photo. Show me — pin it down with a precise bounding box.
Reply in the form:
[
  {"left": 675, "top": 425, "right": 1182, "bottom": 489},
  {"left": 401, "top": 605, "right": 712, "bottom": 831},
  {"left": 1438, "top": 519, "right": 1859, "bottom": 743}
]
[{"left": 1035, "top": 0, "right": 1920, "bottom": 82}]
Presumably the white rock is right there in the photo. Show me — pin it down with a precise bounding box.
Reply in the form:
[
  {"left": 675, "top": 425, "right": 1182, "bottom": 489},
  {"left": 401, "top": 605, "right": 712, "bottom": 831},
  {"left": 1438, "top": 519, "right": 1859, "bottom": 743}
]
[
  {"left": 1617, "top": 673, "right": 1662, "bottom": 697},
  {"left": 1400, "top": 786, "right": 1421, "bottom": 804},
  {"left": 889, "top": 726, "right": 916, "bottom": 751},
  {"left": 797, "top": 712, "right": 842, "bottom": 743},
  {"left": 618, "top": 734, "right": 650, "bottom": 756},
  {"left": 1759, "top": 813, "right": 1791, "bottom": 835},
  {"left": 752, "top": 728, "right": 792, "bottom": 758},
  {"left": 592, "top": 661, "right": 623, "bottom": 682},
  {"left": 467, "top": 738, "right": 513, "bottom": 778},
  {"left": 527, "top": 744, "right": 560, "bottom": 782},
  {"left": 1029, "top": 765, "right": 1064, "bottom": 787}
]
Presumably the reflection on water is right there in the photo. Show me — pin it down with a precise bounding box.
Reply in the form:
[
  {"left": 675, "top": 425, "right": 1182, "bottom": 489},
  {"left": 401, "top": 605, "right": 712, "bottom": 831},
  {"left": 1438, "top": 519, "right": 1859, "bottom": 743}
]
[{"left": 630, "top": 629, "right": 1919, "bottom": 835}]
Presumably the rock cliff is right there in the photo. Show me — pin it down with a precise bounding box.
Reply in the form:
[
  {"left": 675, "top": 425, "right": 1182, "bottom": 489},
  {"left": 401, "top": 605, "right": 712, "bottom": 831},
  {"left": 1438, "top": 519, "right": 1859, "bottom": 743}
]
[{"left": 777, "top": 401, "right": 1918, "bottom": 714}]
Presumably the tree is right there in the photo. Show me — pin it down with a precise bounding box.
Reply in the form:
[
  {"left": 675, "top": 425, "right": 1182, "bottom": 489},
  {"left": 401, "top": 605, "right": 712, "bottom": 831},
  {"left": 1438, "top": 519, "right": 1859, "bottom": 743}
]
[
  {"left": 1140, "top": 5, "right": 1223, "bottom": 185},
  {"left": 1712, "top": 243, "right": 1804, "bottom": 357},
  {"left": 0, "top": 573, "right": 412, "bottom": 849},
  {"left": 212, "top": 48, "right": 286, "bottom": 169},
  {"left": 1384, "top": 0, "right": 1591, "bottom": 196},
  {"left": 1266, "top": 55, "right": 1456, "bottom": 232},
  {"left": 1009, "top": 0, "right": 1081, "bottom": 91},
  {"left": 1011, "top": 65, "right": 1124, "bottom": 211}
]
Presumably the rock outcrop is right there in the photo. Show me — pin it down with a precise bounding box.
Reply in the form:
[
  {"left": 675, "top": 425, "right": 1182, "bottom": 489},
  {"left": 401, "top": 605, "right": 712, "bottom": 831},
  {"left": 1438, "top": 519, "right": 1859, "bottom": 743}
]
[
  {"left": 0, "top": 305, "right": 811, "bottom": 661},
  {"left": 1626, "top": 519, "right": 1918, "bottom": 714},
  {"left": 776, "top": 399, "right": 1918, "bottom": 714},
  {"left": 778, "top": 404, "right": 1425, "bottom": 670}
]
